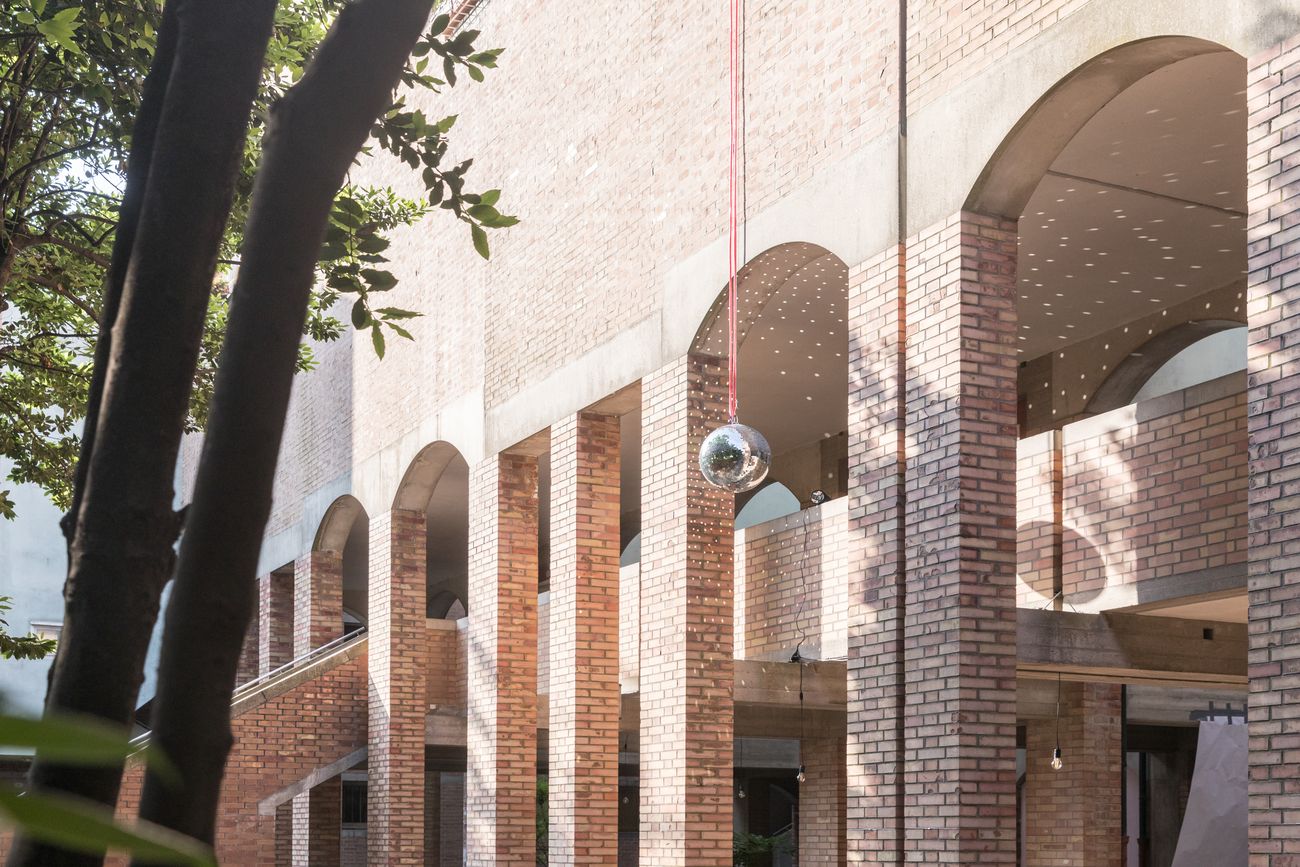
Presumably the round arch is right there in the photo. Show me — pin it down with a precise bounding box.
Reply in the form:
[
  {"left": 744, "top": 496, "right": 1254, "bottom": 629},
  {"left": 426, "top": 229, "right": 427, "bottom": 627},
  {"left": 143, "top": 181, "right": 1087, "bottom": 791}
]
[
  {"left": 313, "top": 494, "right": 367, "bottom": 555},
  {"left": 393, "top": 440, "right": 466, "bottom": 512},
  {"left": 1085, "top": 319, "right": 1245, "bottom": 414},
  {"left": 965, "top": 36, "right": 1234, "bottom": 221}
]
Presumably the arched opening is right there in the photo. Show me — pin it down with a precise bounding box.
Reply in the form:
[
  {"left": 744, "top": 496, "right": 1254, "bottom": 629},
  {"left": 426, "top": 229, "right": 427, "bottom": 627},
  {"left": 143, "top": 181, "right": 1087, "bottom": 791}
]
[
  {"left": 975, "top": 36, "right": 1249, "bottom": 864},
  {"left": 691, "top": 242, "right": 850, "bottom": 513},
  {"left": 315, "top": 495, "right": 370, "bottom": 630},
  {"left": 394, "top": 441, "right": 469, "bottom": 619}
]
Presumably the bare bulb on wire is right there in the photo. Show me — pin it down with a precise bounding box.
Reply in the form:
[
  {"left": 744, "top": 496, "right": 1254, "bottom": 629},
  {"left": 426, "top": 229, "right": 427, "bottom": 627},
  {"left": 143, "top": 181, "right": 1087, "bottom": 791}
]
[
  {"left": 1050, "top": 747, "right": 1063, "bottom": 771},
  {"left": 796, "top": 764, "right": 806, "bottom": 784}
]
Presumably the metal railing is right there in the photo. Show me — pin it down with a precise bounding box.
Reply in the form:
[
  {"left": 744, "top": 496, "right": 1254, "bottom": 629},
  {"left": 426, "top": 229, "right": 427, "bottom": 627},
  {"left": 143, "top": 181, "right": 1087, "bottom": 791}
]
[
  {"left": 129, "top": 627, "right": 368, "bottom": 749},
  {"left": 434, "top": 0, "right": 492, "bottom": 33}
]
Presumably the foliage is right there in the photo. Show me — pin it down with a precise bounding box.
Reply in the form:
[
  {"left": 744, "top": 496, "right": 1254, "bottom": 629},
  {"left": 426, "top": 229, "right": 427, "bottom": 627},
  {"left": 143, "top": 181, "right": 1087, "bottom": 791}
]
[
  {"left": 0, "top": 1, "right": 514, "bottom": 514},
  {"left": 0, "top": 596, "right": 55, "bottom": 659},
  {"left": 733, "top": 830, "right": 794, "bottom": 866},
  {"left": 536, "top": 775, "right": 548, "bottom": 865},
  {"left": 0, "top": 713, "right": 214, "bottom": 864}
]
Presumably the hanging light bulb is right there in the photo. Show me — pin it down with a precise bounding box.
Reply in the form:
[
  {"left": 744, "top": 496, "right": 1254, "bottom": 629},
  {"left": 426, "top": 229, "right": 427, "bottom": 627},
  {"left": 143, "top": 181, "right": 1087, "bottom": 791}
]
[
  {"left": 737, "top": 783, "right": 747, "bottom": 799},
  {"left": 1051, "top": 671, "right": 1064, "bottom": 771},
  {"left": 796, "top": 764, "right": 806, "bottom": 784}
]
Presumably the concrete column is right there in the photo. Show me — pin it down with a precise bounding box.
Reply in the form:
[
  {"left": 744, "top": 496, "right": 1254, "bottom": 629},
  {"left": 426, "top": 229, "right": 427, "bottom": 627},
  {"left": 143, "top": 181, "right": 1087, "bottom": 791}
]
[
  {"left": 639, "top": 354, "right": 734, "bottom": 866},
  {"left": 368, "top": 508, "right": 427, "bottom": 865},
  {"left": 291, "top": 775, "right": 342, "bottom": 867},
  {"left": 466, "top": 452, "right": 539, "bottom": 865},
  {"left": 799, "top": 735, "right": 847, "bottom": 864},
  {"left": 846, "top": 246, "right": 907, "bottom": 864},
  {"left": 903, "top": 212, "right": 1018, "bottom": 862},
  {"left": 1023, "top": 682, "right": 1122, "bottom": 867},
  {"left": 294, "top": 548, "right": 343, "bottom": 657},
  {"left": 1247, "top": 34, "right": 1300, "bottom": 866},
  {"left": 259, "top": 567, "right": 294, "bottom": 676},
  {"left": 548, "top": 411, "right": 621, "bottom": 865}
]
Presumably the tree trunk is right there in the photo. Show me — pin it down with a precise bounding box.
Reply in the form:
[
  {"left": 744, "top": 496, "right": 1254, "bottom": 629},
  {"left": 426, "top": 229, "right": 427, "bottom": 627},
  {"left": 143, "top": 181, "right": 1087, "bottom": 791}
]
[
  {"left": 135, "top": 0, "right": 436, "bottom": 847},
  {"left": 8, "top": 1, "right": 277, "bottom": 864}
]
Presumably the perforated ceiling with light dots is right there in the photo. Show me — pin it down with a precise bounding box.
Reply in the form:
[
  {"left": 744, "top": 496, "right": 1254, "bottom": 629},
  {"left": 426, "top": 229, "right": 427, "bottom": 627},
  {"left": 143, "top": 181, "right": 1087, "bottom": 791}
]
[{"left": 1016, "top": 51, "right": 1247, "bottom": 360}]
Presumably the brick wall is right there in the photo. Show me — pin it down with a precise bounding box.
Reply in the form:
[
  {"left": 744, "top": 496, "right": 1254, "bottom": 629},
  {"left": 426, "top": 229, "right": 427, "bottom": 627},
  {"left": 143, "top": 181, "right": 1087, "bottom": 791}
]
[
  {"left": 639, "top": 354, "right": 734, "bottom": 866},
  {"left": 902, "top": 213, "right": 1018, "bottom": 863},
  {"left": 845, "top": 244, "right": 907, "bottom": 864},
  {"left": 799, "top": 735, "right": 847, "bottom": 864},
  {"left": 108, "top": 648, "right": 366, "bottom": 865},
  {"left": 368, "top": 509, "right": 428, "bottom": 865},
  {"left": 295, "top": 549, "right": 343, "bottom": 656},
  {"left": 1246, "top": 33, "right": 1300, "bottom": 866},
  {"left": 1022, "top": 681, "right": 1122, "bottom": 867},
  {"left": 548, "top": 411, "right": 621, "bottom": 864},
  {"left": 1018, "top": 431, "right": 1062, "bottom": 608},
  {"left": 1062, "top": 375, "right": 1247, "bottom": 603},
  {"left": 427, "top": 618, "right": 467, "bottom": 708},
  {"left": 466, "top": 453, "right": 539, "bottom": 865},
  {"left": 293, "top": 774, "right": 342, "bottom": 866},
  {"left": 260, "top": 567, "right": 294, "bottom": 676},
  {"left": 734, "top": 497, "right": 849, "bottom": 662}
]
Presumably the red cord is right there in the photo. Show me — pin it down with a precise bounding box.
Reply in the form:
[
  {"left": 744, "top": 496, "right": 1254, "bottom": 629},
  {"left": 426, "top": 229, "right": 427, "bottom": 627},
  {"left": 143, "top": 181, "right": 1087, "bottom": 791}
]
[{"left": 727, "top": 0, "right": 739, "bottom": 422}]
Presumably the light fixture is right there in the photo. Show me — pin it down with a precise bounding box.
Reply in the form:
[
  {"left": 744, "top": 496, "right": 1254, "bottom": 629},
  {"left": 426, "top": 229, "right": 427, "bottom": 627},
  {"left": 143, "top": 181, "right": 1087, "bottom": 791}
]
[
  {"left": 1051, "top": 671, "right": 1064, "bottom": 771},
  {"left": 796, "top": 765, "right": 806, "bottom": 784},
  {"left": 793, "top": 646, "right": 809, "bottom": 784},
  {"left": 737, "top": 783, "right": 747, "bottom": 799},
  {"left": 809, "top": 489, "right": 828, "bottom": 505}
]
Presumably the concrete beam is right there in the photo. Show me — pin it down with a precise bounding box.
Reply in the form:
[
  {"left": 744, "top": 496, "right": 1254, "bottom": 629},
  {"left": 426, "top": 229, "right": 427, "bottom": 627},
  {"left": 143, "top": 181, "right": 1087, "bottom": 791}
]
[{"left": 1017, "top": 608, "right": 1245, "bottom": 688}]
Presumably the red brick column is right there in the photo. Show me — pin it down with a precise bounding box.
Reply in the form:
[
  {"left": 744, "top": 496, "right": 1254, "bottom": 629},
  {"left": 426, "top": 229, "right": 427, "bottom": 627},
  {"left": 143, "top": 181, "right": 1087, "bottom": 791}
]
[
  {"left": 800, "top": 734, "right": 847, "bottom": 864},
  {"left": 294, "top": 548, "right": 343, "bottom": 656},
  {"left": 292, "top": 776, "right": 342, "bottom": 866},
  {"left": 260, "top": 567, "right": 294, "bottom": 675},
  {"left": 466, "top": 452, "right": 539, "bottom": 865},
  {"left": 903, "top": 212, "right": 1018, "bottom": 862},
  {"left": 236, "top": 612, "right": 260, "bottom": 685},
  {"left": 639, "top": 354, "right": 734, "bottom": 866},
  {"left": 368, "top": 508, "right": 427, "bottom": 865},
  {"left": 846, "top": 246, "right": 907, "bottom": 864},
  {"left": 1248, "top": 35, "right": 1300, "bottom": 866},
  {"left": 1023, "top": 682, "right": 1122, "bottom": 867},
  {"left": 548, "top": 411, "right": 621, "bottom": 865}
]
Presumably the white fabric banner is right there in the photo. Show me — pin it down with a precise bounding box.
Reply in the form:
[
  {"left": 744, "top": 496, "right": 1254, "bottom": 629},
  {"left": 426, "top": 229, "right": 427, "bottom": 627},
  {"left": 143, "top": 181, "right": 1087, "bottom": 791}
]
[{"left": 1171, "top": 722, "right": 1247, "bottom": 867}]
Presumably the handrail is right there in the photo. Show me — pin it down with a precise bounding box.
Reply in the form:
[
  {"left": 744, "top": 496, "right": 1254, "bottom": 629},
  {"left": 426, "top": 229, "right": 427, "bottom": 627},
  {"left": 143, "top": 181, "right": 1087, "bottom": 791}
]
[
  {"left": 232, "top": 627, "right": 367, "bottom": 699},
  {"left": 129, "top": 628, "right": 368, "bottom": 749}
]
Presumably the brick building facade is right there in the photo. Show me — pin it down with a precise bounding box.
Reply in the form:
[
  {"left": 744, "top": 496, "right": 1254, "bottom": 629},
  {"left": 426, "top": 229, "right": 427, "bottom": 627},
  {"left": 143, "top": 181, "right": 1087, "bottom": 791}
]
[{"left": 11, "top": 0, "right": 1300, "bottom": 864}]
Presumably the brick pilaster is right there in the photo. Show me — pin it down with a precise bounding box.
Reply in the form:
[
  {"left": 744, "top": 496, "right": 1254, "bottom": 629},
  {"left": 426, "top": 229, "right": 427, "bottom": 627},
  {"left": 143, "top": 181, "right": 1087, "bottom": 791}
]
[
  {"left": 294, "top": 548, "right": 343, "bottom": 656},
  {"left": 800, "top": 734, "right": 847, "bottom": 864},
  {"left": 1023, "top": 682, "right": 1122, "bottom": 867},
  {"left": 846, "top": 245, "right": 907, "bottom": 864},
  {"left": 548, "top": 411, "right": 621, "bottom": 865},
  {"left": 292, "top": 775, "right": 342, "bottom": 867},
  {"left": 903, "top": 212, "right": 1018, "bottom": 862},
  {"left": 1247, "top": 34, "right": 1300, "bottom": 866},
  {"left": 368, "top": 508, "right": 427, "bottom": 865},
  {"left": 259, "top": 568, "right": 294, "bottom": 676},
  {"left": 639, "top": 354, "right": 734, "bottom": 867},
  {"left": 236, "top": 610, "right": 260, "bottom": 685},
  {"left": 466, "top": 452, "right": 539, "bottom": 865}
]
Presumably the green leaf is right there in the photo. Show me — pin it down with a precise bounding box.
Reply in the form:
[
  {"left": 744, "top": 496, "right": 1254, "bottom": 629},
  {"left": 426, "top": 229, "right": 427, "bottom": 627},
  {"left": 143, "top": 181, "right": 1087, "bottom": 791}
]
[
  {"left": 479, "top": 189, "right": 501, "bottom": 207},
  {"left": 360, "top": 269, "right": 398, "bottom": 291},
  {"left": 430, "top": 13, "right": 450, "bottom": 33},
  {"left": 0, "top": 787, "right": 216, "bottom": 867},
  {"left": 467, "top": 65, "right": 484, "bottom": 83},
  {"left": 351, "top": 300, "right": 369, "bottom": 329},
  {"left": 468, "top": 204, "right": 499, "bottom": 223},
  {"left": 386, "top": 322, "right": 414, "bottom": 341},
  {"left": 374, "top": 307, "right": 420, "bottom": 320},
  {"left": 472, "top": 224, "right": 489, "bottom": 260},
  {"left": 370, "top": 324, "right": 385, "bottom": 359},
  {"left": 436, "top": 115, "right": 458, "bottom": 133}
]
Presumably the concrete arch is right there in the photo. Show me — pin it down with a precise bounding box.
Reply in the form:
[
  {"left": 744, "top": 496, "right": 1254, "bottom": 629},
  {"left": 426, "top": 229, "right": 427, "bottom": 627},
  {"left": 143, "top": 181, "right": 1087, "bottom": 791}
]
[
  {"left": 910, "top": 0, "right": 1296, "bottom": 233},
  {"left": 313, "top": 494, "right": 368, "bottom": 555},
  {"left": 1085, "top": 319, "right": 1245, "bottom": 415},
  {"left": 964, "top": 36, "right": 1232, "bottom": 220},
  {"left": 392, "top": 440, "right": 467, "bottom": 513}
]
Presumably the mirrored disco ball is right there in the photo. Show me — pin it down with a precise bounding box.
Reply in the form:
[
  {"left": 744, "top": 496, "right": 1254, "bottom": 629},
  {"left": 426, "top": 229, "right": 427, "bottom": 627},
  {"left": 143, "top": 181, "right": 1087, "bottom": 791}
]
[{"left": 699, "top": 422, "right": 772, "bottom": 493}]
